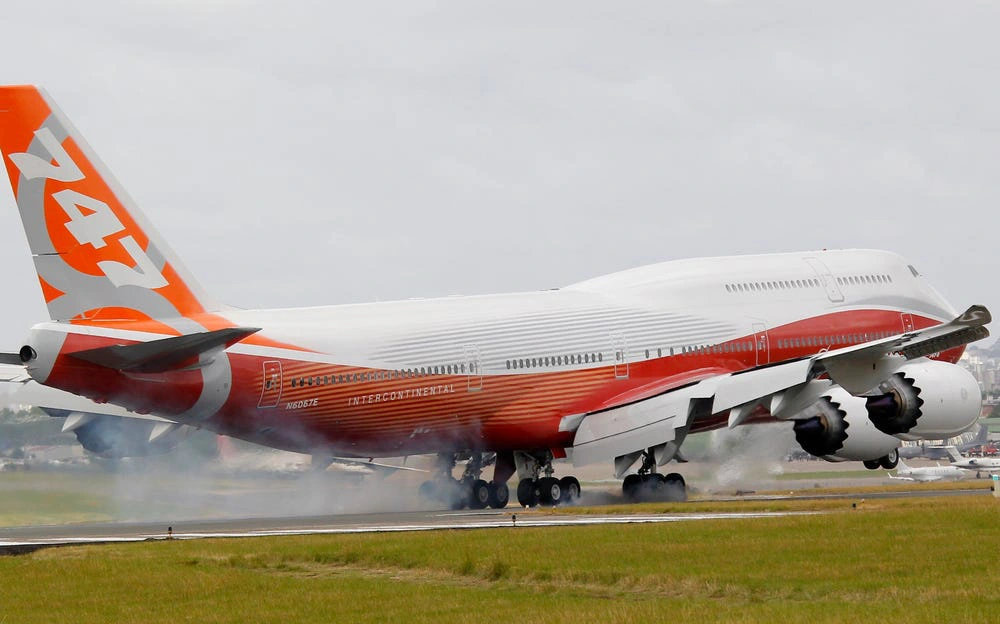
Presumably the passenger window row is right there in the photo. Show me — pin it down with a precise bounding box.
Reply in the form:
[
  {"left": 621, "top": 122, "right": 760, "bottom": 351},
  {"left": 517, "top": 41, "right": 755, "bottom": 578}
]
[
  {"left": 725, "top": 278, "right": 820, "bottom": 293},
  {"left": 837, "top": 274, "right": 892, "bottom": 286},
  {"left": 776, "top": 330, "right": 894, "bottom": 349},
  {"left": 680, "top": 341, "right": 754, "bottom": 355},
  {"left": 505, "top": 352, "right": 603, "bottom": 370},
  {"left": 290, "top": 362, "right": 479, "bottom": 387}
]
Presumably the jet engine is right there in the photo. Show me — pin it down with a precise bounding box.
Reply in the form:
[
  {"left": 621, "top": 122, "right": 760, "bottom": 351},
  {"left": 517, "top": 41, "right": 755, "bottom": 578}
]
[
  {"left": 792, "top": 387, "right": 901, "bottom": 462},
  {"left": 41, "top": 409, "right": 193, "bottom": 458},
  {"left": 864, "top": 359, "right": 981, "bottom": 441}
]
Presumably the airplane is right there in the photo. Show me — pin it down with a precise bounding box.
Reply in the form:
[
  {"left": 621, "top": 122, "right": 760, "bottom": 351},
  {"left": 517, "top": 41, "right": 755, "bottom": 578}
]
[
  {"left": 944, "top": 446, "right": 1000, "bottom": 478},
  {"left": 897, "top": 424, "right": 988, "bottom": 460},
  {"left": 888, "top": 458, "right": 966, "bottom": 482},
  {"left": 0, "top": 84, "right": 991, "bottom": 510}
]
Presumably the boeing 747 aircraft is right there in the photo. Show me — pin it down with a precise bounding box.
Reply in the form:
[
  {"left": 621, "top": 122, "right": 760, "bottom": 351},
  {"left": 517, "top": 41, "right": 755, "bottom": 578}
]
[{"left": 0, "top": 85, "right": 990, "bottom": 509}]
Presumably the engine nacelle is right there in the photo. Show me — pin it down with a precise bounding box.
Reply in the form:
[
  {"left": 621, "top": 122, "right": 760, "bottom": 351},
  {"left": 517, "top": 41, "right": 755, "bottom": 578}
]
[
  {"left": 792, "top": 387, "right": 901, "bottom": 462},
  {"left": 74, "top": 415, "right": 192, "bottom": 458},
  {"left": 865, "top": 359, "right": 981, "bottom": 441},
  {"left": 42, "top": 409, "right": 192, "bottom": 458}
]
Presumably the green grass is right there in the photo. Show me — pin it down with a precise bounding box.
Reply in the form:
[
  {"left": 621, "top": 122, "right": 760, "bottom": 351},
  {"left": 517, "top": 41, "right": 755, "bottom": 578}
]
[
  {"left": 774, "top": 469, "right": 886, "bottom": 480},
  {"left": 3, "top": 495, "right": 1000, "bottom": 623},
  {"left": 0, "top": 472, "right": 116, "bottom": 526}
]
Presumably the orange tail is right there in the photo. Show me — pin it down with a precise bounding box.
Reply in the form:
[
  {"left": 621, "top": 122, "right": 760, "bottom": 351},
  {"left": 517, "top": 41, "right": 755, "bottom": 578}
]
[{"left": 0, "top": 85, "right": 219, "bottom": 324}]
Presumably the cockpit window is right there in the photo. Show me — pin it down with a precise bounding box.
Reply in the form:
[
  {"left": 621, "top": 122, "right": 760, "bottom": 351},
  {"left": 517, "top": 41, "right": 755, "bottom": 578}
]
[{"left": 908, "top": 265, "right": 920, "bottom": 277}]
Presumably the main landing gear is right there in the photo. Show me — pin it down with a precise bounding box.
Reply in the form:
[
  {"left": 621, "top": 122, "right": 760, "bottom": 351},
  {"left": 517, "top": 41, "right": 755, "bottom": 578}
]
[
  {"left": 622, "top": 448, "right": 688, "bottom": 503},
  {"left": 513, "top": 451, "right": 581, "bottom": 508},
  {"left": 862, "top": 448, "right": 899, "bottom": 471},
  {"left": 418, "top": 452, "right": 510, "bottom": 510}
]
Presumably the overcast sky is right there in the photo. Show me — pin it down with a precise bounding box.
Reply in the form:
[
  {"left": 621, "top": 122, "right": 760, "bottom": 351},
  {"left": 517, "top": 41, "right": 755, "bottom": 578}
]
[{"left": 0, "top": 2, "right": 997, "bottom": 350}]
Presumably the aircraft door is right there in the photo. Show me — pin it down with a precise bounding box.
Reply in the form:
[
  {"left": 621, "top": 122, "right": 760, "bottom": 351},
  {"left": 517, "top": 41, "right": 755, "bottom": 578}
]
[
  {"left": 752, "top": 323, "right": 769, "bottom": 366},
  {"left": 804, "top": 258, "right": 845, "bottom": 303},
  {"left": 611, "top": 333, "right": 629, "bottom": 379},
  {"left": 258, "top": 360, "right": 282, "bottom": 408},
  {"left": 901, "top": 312, "right": 914, "bottom": 333},
  {"left": 464, "top": 345, "right": 483, "bottom": 392}
]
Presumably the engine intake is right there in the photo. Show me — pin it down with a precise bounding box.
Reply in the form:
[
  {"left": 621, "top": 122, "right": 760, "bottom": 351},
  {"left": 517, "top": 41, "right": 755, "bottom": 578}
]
[
  {"left": 792, "top": 388, "right": 901, "bottom": 462},
  {"left": 865, "top": 359, "right": 981, "bottom": 441}
]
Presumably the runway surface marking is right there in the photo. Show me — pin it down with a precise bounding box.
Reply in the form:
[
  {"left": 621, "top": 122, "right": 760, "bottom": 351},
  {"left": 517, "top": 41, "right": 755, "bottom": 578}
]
[{"left": 0, "top": 511, "right": 815, "bottom": 549}]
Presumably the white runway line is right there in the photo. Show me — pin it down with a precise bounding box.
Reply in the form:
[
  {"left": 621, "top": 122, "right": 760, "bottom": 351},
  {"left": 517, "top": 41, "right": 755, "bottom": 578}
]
[{"left": 0, "top": 511, "right": 817, "bottom": 548}]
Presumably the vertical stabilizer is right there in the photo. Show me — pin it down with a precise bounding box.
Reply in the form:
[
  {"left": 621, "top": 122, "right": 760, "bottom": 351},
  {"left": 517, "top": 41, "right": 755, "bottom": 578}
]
[
  {"left": 944, "top": 446, "right": 964, "bottom": 463},
  {"left": 0, "top": 85, "right": 219, "bottom": 323}
]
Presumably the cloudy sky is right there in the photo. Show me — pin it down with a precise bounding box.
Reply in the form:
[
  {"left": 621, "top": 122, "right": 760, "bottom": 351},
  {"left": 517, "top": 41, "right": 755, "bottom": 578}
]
[{"left": 0, "top": 2, "right": 997, "bottom": 350}]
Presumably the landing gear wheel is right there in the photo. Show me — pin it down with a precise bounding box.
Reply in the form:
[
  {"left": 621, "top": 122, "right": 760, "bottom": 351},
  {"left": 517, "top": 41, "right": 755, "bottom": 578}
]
[
  {"left": 516, "top": 479, "right": 538, "bottom": 507},
  {"left": 663, "top": 472, "right": 687, "bottom": 502},
  {"left": 863, "top": 459, "right": 881, "bottom": 470},
  {"left": 558, "top": 476, "right": 581, "bottom": 505},
  {"left": 622, "top": 474, "right": 642, "bottom": 501},
  {"left": 879, "top": 449, "right": 899, "bottom": 470},
  {"left": 468, "top": 479, "right": 490, "bottom": 510},
  {"left": 536, "top": 477, "right": 561, "bottom": 506},
  {"left": 487, "top": 482, "right": 510, "bottom": 509}
]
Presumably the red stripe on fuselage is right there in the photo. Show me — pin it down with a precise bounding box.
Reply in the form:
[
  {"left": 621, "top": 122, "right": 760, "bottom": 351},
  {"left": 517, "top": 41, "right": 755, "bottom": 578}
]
[{"left": 43, "top": 308, "right": 962, "bottom": 456}]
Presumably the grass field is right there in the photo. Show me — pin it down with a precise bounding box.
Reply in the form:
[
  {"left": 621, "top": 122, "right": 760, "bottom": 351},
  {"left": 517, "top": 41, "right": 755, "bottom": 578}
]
[{"left": 3, "top": 495, "right": 1000, "bottom": 623}]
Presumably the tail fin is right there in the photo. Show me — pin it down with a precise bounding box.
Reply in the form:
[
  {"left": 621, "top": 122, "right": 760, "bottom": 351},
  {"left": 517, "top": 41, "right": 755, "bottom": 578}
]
[
  {"left": 895, "top": 458, "right": 909, "bottom": 472},
  {"left": 944, "top": 446, "right": 964, "bottom": 463},
  {"left": 0, "top": 85, "right": 219, "bottom": 323},
  {"left": 973, "top": 425, "right": 988, "bottom": 445}
]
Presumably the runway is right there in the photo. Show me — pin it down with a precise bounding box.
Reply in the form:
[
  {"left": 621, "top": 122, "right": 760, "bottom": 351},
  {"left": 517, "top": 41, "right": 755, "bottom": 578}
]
[
  {"left": 0, "top": 508, "right": 816, "bottom": 554},
  {"left": 1, "top": 486, "right": 988, "bottom": 555}
]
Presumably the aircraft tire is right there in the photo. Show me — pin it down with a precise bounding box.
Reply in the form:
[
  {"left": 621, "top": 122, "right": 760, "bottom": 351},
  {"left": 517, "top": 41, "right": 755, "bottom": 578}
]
[
  {"left": 879, "top": 449, "right": 899, "bottom": 470},
  {"left": 537, "top": 477, "right": 561, "bottom": 506},
  {"left": 863, "top": 460, "right": 881, "bottom": 470},
  {"left": 469, "top": 479, "right": 491, "bottom": 509},
  {"left": 622, "top": 474, "right": 642, "bottom": 501},
  {"left": 487, "top": 481, "right": 509, "bottom": 509},
  {"left": 663, "top": 472, "right": 687, "bottom": 502},
  {"left": 558, "top": 476, "right": 581, "bottom": 504},
  {"left": 516, "top": 479, "right": 538, "bottom": 507}
]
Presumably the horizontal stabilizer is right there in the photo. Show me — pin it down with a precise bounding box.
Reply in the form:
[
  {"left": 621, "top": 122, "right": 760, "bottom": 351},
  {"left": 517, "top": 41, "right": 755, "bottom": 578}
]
[
  {"left": 67, "top": 327, "right": 261, "bottom": 373},
  {"left": 0, "top": 363, "right": 30, "bottom": 383}
]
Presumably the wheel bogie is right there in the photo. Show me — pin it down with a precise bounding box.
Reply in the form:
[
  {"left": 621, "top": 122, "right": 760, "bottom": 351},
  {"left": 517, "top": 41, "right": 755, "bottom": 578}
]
[{"left": 623, "top": 472, "right": 688, "bottom": 502}]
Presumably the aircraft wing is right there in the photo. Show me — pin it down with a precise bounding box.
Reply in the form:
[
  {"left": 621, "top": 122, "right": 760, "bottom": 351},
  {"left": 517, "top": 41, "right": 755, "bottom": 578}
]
[
  {"left": 569, "top": 305, "right": 990, "bottom": 471},
  {"left": 3, "top": 366, "right": 428, "bottom": 471},
  {"left": 327, "top": 457, "right": 427, "bottom": 476}
]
